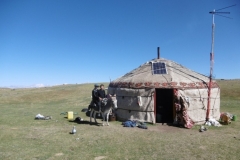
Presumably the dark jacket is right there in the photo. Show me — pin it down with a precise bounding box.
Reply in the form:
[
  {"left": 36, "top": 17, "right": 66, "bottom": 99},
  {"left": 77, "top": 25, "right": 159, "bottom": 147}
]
[
  {"left": 98, "top": 89, "right": 106, "bottom": 99},
  {"left": 92, "top": 88, "right": 99, "bottom": 102}
]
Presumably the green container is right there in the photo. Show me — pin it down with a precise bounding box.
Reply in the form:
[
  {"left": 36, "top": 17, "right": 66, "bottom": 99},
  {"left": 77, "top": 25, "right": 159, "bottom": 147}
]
[{"left": 232, "top": 115, "right": 237, "bottom": 121}]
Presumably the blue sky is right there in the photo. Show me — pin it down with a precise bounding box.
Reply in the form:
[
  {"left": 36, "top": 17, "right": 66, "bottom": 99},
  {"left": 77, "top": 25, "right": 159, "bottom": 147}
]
[{"left": 1, "top": 0, "right": 240, "bottom": 88}]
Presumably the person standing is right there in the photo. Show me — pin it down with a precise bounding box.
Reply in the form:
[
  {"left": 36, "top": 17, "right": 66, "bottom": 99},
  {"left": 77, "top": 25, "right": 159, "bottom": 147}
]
[
  {"left": 88, "top": 84, "right": 99, "bottom": 111},
  {"left": 97, "top": 84, "right": 106, "bottom": 112}
]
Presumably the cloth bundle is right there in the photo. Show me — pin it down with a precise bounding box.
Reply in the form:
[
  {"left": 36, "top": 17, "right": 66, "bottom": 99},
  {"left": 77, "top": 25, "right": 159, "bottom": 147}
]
[
  {"left": 35, "top": 114, "right": 52, "bottom": 120},
  {"left": 122, "top": 120, "right": 148, "bottom": 129}
]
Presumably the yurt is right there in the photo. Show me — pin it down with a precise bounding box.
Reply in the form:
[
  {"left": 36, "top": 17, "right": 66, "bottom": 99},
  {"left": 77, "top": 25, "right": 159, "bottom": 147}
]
[{"left": 107, "top": 58, "right": 220, "bottom": 127}]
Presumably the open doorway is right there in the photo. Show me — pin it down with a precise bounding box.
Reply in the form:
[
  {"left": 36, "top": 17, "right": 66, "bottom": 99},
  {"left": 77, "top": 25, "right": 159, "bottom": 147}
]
[{"left": 155, "top": 89, "right": 174, "bottom": 123}]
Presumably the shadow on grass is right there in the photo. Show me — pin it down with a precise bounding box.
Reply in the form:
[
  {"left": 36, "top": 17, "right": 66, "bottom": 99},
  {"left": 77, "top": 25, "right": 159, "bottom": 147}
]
[
  {"left": 159, "top": 122, "right": 188, "bottom": 129},
  {"left": 85, "top": 110, "right": 103, "bottom": 119},
  {"left": 168, "top": 123, "right": 183, "bottom": 128},
  {"left": 68, "top": 117, "right": 104, "bottom": 126}
]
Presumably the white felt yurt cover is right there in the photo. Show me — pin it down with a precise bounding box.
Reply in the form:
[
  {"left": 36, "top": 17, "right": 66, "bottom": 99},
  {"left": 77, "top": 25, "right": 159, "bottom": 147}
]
[{"left": 108, "top": 58, "right": 220, "bottom": 124}]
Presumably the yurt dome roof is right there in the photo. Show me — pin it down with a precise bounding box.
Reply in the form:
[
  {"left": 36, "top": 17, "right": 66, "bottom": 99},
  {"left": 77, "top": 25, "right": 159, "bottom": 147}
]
[{"left": 109, "top": 58, "right": 218, "bottom": 89}]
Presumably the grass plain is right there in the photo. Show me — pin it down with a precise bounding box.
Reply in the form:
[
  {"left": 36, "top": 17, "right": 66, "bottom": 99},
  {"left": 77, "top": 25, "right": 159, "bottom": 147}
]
[{"left": 0, "top": 80, "right": 240, "bottom": 160}]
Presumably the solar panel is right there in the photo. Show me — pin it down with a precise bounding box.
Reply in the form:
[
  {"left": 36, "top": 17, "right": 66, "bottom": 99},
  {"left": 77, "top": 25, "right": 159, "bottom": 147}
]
[{"left": 152, "top": 62, "right": 167, "bottom": 74}]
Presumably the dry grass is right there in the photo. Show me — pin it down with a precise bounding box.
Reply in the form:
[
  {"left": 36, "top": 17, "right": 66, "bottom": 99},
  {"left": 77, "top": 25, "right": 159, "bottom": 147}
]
[{"left": 0, "top": 81, "right": 240, "bottom": 160}]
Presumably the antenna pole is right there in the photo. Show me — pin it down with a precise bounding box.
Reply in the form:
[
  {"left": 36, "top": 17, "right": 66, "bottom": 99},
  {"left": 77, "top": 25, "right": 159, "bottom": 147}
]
[
  {"left": 206, "top": 11, "right": 215, "bottom": 121},
  {"left": 206, "top": 4, "right": 235, "bottom": 122}
]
